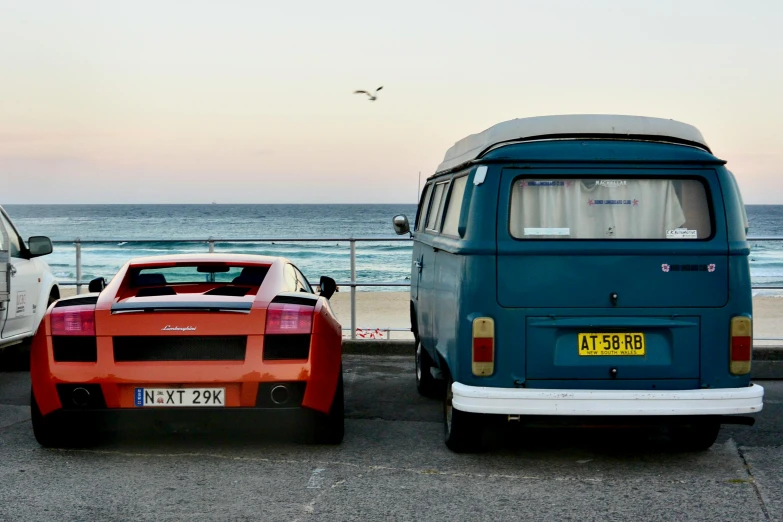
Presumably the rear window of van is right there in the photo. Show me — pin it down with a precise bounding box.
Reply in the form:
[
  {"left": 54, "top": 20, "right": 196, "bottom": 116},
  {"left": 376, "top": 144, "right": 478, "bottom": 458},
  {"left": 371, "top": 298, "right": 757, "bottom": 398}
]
[{"left": 509, "top": 178, "right": 712, "bottom": 240}]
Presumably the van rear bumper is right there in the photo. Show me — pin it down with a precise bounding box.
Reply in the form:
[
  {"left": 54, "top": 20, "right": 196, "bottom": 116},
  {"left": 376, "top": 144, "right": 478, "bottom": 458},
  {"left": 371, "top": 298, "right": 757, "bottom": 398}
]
[{"left": 451, "top": 383, "right": 764, "bottom": 416}]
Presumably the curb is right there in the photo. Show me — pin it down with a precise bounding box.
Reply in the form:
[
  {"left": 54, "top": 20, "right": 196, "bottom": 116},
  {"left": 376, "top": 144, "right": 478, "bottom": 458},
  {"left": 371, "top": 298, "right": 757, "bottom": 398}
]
[
  {"left": 342, "top": 341, "right": 783, "bottom": 379},
  {"left": 342, "top": 340, "right": 412, "bottom": 356}
]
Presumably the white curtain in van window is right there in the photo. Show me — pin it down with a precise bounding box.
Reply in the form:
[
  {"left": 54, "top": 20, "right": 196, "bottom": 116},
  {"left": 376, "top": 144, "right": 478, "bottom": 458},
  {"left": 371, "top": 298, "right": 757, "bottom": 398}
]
[
  {"left": 510, "top": 179, "right": 686, "bottom": 239},
  {"left": 442, "top": 176, "right": 469, "bottom": 236}
]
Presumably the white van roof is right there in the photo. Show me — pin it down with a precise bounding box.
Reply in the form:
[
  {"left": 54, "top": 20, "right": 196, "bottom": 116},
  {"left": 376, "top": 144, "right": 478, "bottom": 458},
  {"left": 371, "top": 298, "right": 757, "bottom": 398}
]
[{"left": 436, "top": 114, "right": 710, "bottom": 173}]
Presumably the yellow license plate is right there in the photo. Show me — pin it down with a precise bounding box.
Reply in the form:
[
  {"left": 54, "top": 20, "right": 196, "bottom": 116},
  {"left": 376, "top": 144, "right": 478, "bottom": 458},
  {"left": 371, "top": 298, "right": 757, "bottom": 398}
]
[{"left": 578, "top": 333, "right": 645, "bottom": 356}]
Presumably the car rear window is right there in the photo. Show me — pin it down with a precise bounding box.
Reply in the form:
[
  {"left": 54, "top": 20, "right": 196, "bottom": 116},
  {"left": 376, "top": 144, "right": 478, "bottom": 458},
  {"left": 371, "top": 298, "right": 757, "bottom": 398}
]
[
  {"left": 133, "top": 265, "right": 269, "bottom": 286},
  {"left": 509, "top": 178, "right": 712, "bottom": 240}
]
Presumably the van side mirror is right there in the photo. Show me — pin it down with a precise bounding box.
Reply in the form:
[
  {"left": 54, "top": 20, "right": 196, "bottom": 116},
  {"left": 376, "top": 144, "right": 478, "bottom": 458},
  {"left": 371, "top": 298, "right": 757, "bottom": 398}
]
[
  {"left": 27, "top": 236, "right": 53, "bottom": 258},
  {"left": 319, "top": 276, "right": 337, "bottom": 300},
  {"left": 88, "top": 277, "right": 107, "bottom": 293},
  {"left": 392, "top": 215, "right": 410, "bottom": 235}
]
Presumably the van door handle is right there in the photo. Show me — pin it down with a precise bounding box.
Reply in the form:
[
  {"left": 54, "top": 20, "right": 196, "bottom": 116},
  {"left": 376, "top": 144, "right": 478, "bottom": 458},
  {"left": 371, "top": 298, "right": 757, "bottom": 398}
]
[
  {"left": 414, "top": 258, "right": 423, "bottom": 272},
  {"left": 9, "top": 265, "right": 16, "bottom": 277}
]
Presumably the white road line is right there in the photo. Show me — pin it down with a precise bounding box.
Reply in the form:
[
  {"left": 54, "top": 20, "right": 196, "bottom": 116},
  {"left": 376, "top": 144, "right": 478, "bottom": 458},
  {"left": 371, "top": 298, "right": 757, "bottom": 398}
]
[{"left": 307, "top": 468, "right": 326, "bottom": 489}]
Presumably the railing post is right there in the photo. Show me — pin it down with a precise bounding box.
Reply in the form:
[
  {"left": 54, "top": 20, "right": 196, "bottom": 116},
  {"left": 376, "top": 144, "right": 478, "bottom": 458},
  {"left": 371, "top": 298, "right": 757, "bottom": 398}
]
[
  {"left": 350, "top": 238, "right": 356, "bottom": 340},
  {"left": 75, "top": 239, "right": 82, "bottom": 295},
  {"left": 208, "top": 237, "right": 215, "bottom": 253}
]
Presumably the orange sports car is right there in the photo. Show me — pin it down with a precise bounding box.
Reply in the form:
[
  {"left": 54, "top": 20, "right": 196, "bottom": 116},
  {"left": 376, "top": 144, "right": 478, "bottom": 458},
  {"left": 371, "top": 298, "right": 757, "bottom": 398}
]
[{"left": 30, "top": 254, "right": 343, "bottom": 447}]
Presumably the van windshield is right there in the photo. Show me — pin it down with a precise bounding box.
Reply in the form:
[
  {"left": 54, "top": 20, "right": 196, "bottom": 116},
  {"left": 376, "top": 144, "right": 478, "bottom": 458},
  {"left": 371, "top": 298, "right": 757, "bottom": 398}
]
[{"left": 509, "top": 178, "right": 711, "bottom": 240}]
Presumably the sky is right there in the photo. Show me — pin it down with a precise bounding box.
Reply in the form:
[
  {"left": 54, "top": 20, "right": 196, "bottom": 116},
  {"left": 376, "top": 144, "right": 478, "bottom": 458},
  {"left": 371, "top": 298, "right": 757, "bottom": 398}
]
[{"left": 1, "top": 0, "right": 782, "bottom": 204}]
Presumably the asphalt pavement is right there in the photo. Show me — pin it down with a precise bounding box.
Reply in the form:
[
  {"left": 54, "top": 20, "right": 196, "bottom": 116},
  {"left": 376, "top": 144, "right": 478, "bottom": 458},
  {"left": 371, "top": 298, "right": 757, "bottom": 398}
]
[{"left": 0, "top": 356, "right": 781, "bottom": 521}]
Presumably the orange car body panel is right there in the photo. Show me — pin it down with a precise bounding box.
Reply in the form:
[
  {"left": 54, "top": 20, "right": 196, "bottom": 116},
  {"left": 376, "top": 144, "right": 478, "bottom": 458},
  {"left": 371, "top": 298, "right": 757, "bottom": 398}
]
[{"left": 31, "top": 254, "right": 342, "bottom": 417}]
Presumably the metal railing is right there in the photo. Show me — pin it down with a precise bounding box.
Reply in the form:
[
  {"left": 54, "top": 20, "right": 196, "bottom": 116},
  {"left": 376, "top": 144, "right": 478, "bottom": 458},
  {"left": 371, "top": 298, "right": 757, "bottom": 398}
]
[
  {"left": 51, "top": 236, "right": 783, "bottom": 341},
  {"left": 53, "top": 237, "right": 413, "bottom": 340}
]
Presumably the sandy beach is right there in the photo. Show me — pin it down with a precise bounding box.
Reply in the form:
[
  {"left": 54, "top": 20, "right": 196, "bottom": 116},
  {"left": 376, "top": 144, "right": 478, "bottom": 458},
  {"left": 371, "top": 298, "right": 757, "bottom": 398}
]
[{"left": 59, "top": 288, "right": 781, "bottom": 344}]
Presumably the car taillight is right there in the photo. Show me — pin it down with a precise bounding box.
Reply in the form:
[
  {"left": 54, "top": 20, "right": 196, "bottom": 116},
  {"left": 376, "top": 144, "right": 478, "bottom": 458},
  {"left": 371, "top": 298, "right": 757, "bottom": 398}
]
[
  {"left": 472, "top": 317, "right": 494, "bottom": 376},
  {"left": 730, "top": 316, "right": 752, "bottom": 375},
  {"left": 50, "top": 306, "right": 96, "bottom": 336},
  {"left": 265, "top": 303, "right": 313, "bottom": 335}
]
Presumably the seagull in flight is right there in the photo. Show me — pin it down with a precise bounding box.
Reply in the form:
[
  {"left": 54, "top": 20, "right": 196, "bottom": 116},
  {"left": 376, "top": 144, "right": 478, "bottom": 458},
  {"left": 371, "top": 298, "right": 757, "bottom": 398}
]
[{"left": 354, "top": 86, "right": 383, "bottom": 101}]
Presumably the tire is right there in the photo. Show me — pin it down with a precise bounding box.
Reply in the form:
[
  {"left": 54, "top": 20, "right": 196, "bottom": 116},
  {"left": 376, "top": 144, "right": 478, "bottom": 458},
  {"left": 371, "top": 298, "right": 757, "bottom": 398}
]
[
  {"left": 670, "top": 421, "right": 721, "bottom": 452},
  {"left": 304, "top": 371, "right": 345, "bottom": 445},
  {"left": 415, "top": 339, "right": 440, "bottom": 398},
  {"left": 30, "top": 389, "right": 97, "bottom": 449},
  {"left": 0, "top": 334, "right": 36, "bottom": 372},
  {"left": 443, "top": 372, "right": 484, "bottom": 453}
]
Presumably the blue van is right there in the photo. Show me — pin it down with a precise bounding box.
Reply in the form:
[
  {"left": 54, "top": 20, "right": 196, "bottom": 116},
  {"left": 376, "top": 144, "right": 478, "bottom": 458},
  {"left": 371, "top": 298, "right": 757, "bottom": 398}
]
[{"left": 393, "top": 115, "right": 764, "bottom": 452}]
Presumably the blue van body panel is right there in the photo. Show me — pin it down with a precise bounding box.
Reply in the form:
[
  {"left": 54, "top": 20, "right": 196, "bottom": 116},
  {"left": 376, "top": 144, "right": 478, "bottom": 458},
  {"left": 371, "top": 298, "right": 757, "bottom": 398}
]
[{"left": 411, "top": 140, "right": 752, "bottom": 395}]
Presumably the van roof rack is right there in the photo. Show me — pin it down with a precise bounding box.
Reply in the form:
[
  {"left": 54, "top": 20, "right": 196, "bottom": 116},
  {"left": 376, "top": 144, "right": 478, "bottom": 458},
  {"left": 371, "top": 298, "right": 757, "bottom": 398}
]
[{"left": 436, "top": 114, "right": 710, "bottom": 173}]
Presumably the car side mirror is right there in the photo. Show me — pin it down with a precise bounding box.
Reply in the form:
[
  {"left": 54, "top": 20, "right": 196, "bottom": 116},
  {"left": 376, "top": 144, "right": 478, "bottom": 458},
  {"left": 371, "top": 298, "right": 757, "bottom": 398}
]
[
  {"left": 392, "top": 214, "right": 410, "bottom": 235},
  {"left": 27, "top": 236, "right": 53, "bottom": 257},
  {"left": 88, "top": 277, "right": 107, "bottom": 293},
  {"left": 319, "top": 276, "right": 336, "bottom": 300}
]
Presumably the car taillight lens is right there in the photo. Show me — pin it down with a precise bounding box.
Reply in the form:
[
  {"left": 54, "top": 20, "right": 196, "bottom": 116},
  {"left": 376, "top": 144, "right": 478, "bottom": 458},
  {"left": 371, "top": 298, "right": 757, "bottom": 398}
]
[
  {"left": 50, "top": 306, "right": 96, "bottom": 336},
  {"left": 730, "top": 316, "right": 752, "bottom": 375},
  {"left": 472, "top": 317, "right": 495, "bottom": 376},
  {"left": 265, "top": 303, "right": 313, "bottom": 335}
]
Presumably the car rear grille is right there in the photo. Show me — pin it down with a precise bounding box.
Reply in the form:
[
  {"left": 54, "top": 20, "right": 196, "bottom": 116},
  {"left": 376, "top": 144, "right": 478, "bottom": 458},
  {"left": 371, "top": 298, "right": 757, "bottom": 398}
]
[
  {"left": 113, "top": 336, "right": 247, "bottom": 362},
  {"left": 263, "top": 334, "right": 311, "bottom": 360},
  {"left": 53, "top": 337, "right": 98, "bottom": 362}
]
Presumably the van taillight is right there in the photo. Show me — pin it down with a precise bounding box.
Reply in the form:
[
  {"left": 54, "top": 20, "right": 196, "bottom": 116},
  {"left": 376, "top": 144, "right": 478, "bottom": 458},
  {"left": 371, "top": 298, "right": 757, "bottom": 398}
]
[
  {"left": 472, "top": 317, "right": 495, "bottom": 376},
  {"left": 265, "top": 303, "right": 313, "bottom": 335},
  {"left": 730, "top": 316, "right": 752, "bottom": 375},
  {"left": 50, "top": 306, "right": 96, "bottom": 336}
]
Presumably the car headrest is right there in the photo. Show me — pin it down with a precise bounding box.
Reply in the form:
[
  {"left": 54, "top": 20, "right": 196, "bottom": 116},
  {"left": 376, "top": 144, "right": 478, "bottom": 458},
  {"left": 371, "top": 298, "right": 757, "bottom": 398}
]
[
  {"left": 135, "top": 273, "right": 167, "bottom": 286},
  {"left": 135, "top": 286, "right": 177, "bottom": 297},
  {"left": 232, "top": 266, "right": 269, "bottom": 286}
]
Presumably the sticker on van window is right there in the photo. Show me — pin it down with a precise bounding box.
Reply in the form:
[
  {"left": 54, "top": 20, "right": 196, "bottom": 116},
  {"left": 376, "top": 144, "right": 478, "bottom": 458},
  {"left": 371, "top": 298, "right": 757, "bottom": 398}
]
[
  {"left": 473, "top": 166, "right": 488, "bottom": 185},
  {"left": 588, "top": 199, "right": 639, "bottom": 206},
  {"left": 524, "top": 228, "right": 570, "bottom": 236},
  {"left": 595, "top": 180, "right": 627, "bottom": 187},
  {"left": 666, "top": 228, "right": 697, "bottom": 239},
  {"left": 520, "top": 180, "right": 572, "bottom": 187}
]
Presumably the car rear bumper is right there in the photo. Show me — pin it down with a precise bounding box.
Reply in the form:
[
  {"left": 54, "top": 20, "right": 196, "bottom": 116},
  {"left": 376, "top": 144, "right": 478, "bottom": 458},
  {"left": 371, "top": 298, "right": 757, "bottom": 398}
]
[
  {"left": 40, "top": 406, "right": 311, "bottom": 434},
  {"left": 451, "top": 383, "right": 764, "bottom": 416}
]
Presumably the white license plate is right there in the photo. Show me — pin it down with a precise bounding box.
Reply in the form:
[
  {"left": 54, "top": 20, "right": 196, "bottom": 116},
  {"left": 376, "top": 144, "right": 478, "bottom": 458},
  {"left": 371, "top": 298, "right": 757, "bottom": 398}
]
[{"left": 134, "top": 388, "right": 225, "bottom": 407}]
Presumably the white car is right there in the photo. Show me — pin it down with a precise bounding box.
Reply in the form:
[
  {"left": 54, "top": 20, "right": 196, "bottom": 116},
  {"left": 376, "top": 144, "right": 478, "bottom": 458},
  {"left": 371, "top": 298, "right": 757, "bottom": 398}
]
[{"left": 0, "top": 205, "right": 60, "bottom": 358}]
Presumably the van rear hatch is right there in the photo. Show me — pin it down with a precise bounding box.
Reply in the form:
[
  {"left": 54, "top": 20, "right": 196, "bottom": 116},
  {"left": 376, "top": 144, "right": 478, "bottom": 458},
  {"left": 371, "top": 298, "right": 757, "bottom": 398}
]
[{"left": 495, "top": 169, "right": 728, "bottom": 382}]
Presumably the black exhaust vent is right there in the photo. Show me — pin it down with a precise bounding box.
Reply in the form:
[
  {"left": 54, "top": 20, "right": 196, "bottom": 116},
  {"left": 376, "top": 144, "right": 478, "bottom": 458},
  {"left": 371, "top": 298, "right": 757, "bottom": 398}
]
[
  {"left": 56, "top": 383, "right": 106, "bottom": 410},
  {"left": 53, "top": 337, "right": 98, "bottom": 362},
  {"left": 263, "top": 334, "right": 310, "bottom": 360},
  {"left": 255, "top": 381, "right": 307, "bottom": 408},
  {"left": 113, "top": 336, "right": 247, "bottom": 362}
]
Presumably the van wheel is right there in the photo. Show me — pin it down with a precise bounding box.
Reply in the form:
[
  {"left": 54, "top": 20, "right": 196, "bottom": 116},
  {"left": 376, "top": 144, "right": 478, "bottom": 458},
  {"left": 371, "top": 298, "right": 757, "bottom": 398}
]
[
  {"left": 670, "top": 422, "right": 721, "bottom": 451},
  {"left": 304, "top": 371, "right": 344, "bottom": 445},
  {"left": 443, "top": 373, "right": 484, "bottom": 453},
  {"left": 415, "top": 340, "right": 440, "bottom": 398},
  {"left": 30, "top": 389, "right": 97, "bottom": 449}
]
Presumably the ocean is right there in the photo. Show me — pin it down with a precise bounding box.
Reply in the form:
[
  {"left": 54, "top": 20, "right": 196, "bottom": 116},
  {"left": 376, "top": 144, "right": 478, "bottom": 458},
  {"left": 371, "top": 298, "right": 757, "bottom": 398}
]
[{"left": 4, "top": 204, "right": 783, "bottom": 292}]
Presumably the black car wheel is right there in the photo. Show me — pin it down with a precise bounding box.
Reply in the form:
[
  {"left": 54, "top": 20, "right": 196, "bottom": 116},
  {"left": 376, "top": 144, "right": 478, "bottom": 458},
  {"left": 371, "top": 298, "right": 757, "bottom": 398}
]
[
  {"left": 670, "top": 421, "right": 721, "bottom": 451},
  {"left": 443, "top": 372, "right": 484, "bottom": 453},
  {"left": 304, "top": 370, "right": 345, "bottom": 445},
  {"left": 415, "top": 339, "right": 440, "bottom": 398},
  {"left": 31, "top": 389, "right": 97, "bottom": 449}
]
